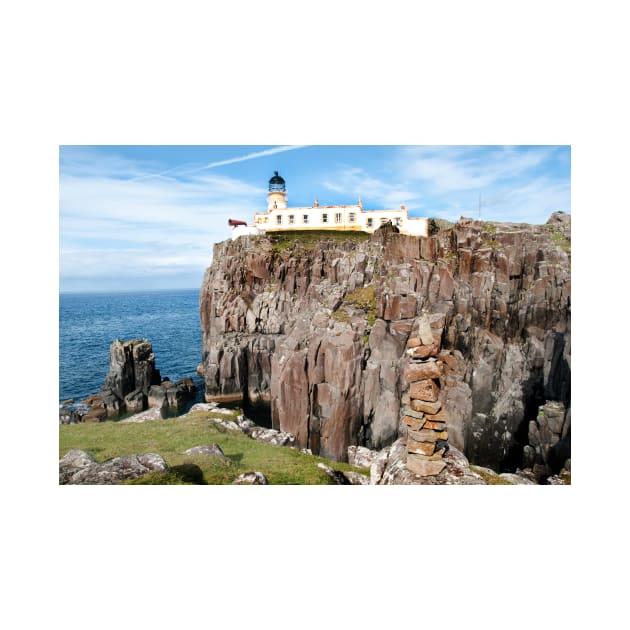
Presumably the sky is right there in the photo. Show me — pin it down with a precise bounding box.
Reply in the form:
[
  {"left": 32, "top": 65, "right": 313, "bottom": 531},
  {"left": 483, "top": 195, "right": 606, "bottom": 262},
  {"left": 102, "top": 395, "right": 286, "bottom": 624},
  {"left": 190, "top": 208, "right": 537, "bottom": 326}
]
[{"left": 59, "top": 145, "right": 570, "bottom": 292}]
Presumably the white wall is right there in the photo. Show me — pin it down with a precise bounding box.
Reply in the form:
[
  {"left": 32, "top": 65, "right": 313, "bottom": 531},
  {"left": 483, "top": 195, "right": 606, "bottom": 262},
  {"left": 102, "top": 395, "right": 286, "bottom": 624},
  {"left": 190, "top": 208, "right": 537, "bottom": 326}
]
[{"left": 254, "top": 205, "right": 428, "bottom": 237}]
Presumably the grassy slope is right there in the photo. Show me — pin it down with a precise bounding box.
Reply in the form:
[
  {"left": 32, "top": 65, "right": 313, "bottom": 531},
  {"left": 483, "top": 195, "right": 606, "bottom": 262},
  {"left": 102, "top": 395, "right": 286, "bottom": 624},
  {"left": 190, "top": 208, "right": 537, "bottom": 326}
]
[
  {"left": 59, "top": 409, "right": 369, "bottom": 485},
  {"left": 268, "top": 229, "right": 370, "bottom": 251}
]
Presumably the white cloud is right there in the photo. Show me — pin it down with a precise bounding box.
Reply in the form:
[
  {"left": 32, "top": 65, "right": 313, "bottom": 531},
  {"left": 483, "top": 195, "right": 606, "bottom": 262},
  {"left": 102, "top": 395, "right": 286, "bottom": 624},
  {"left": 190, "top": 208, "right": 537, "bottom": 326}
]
[
  {"left": 59, "top": 165, "right": 261, "bottom": 287},
  {"left": 400, "top": 146, "right": 554, "bottom": 192},
  {"left": 322, "top": 167, "right": 423, "bottom": 210}
]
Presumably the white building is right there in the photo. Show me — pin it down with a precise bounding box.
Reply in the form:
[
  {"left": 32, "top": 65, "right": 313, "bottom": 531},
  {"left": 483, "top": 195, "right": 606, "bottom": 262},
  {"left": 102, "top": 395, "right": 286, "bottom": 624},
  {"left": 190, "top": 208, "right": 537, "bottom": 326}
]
[{"left": 253, "top": 171, "right": 428, "bottom": 237}]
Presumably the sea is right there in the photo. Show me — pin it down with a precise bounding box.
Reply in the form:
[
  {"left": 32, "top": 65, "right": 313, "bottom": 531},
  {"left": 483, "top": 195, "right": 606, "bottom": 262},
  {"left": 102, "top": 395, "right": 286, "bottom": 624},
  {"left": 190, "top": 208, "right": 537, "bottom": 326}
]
[{"left": 59, "top": 288, "right": 205, "bottom": 405}]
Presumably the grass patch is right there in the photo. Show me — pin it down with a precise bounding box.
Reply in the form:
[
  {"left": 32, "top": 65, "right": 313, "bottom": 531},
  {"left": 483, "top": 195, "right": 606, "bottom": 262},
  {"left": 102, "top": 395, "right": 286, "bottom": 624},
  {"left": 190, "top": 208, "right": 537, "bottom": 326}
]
[
  {"left": 551, "top": 231, "right": 571, "bottom": 253},
  {"left": 269, "top": 230, "right": 370, "bottom": 252},
  {"left": 428, "top": 218, "right": 454, "bottom": 235},
  {"left": 482, "top": 221, "right": 497, "bottom": 234},
  {"left": 59, "top": 410, "right": 369, "bottom": 485},
  {"left": 482, "top": 239, "right": 502, "bottom": 250},
  {"left": 345, "top": 286, "right": 376, "bottom": 311},
  {"left": 470, "top": 465, "right": 514, "bottom": 485},
  {"left": 331, "top": 309, "right": 351, "bottom": 323}
]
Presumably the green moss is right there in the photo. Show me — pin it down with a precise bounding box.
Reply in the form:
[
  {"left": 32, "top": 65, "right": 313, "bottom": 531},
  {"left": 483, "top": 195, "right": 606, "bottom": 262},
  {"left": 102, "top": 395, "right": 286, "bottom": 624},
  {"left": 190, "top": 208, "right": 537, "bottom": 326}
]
[
  {"left": 345, "top": 286, "right": 376, "bottom": 311},
  {"left": 482, "top": 221, "right": 497, "bottom": 234},
  {"left": 482, "top": 239, "right": 502, "bottom": 250},
  {"left": 470, "top": 465, "right": 514, "bottom": 485},
  {"left": 60, "top": 411, "right": 368, "bottom": 485},
  {"left": 331, "top": 309, "right": 351, "bottom": 323},
  {"left": 551, "top": 231, "right": 571, "bottom": 253}
]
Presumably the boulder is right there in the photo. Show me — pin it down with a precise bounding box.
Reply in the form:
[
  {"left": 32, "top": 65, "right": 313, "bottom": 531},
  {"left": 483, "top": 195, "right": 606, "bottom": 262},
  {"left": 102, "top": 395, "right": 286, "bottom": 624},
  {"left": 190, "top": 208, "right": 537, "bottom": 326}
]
[
  {"left": 59, "top": 450, "right": 168, "bottom": 485},
  {"left": 245, "top": 427, "right": 296, "bottom": 447},
  {"left": 347, "top": 445, "right": 380, "bottom": 468},
  {"left": 343, "top": 471, "right": 371, "bottom": 485},
  {"left": 232, "top": 472, "right": 269, "bottom": 485},
  {"left": 182, "top": 444, "right": 226, "bottom": 458}
]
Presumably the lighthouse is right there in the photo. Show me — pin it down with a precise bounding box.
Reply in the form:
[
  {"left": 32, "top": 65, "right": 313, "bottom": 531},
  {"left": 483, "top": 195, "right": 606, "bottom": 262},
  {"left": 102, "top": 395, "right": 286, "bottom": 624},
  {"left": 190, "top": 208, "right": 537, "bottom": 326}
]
[{"left": 267, "top": 171, "right": 287, "bottom": 211}]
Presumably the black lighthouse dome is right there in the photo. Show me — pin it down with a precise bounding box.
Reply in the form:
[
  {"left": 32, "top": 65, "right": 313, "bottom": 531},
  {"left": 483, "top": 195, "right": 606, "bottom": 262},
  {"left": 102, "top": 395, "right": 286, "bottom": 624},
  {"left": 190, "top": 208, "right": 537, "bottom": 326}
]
[{"left": 268, "top": 170, "right": 286, "bottom": 192}]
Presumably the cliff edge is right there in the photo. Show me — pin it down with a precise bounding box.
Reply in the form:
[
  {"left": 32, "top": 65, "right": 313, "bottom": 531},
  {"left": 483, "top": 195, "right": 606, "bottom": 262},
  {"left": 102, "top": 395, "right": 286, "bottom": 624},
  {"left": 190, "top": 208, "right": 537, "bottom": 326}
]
[{"left": 199, "top": 214, "right": 570, "bottom": 477}]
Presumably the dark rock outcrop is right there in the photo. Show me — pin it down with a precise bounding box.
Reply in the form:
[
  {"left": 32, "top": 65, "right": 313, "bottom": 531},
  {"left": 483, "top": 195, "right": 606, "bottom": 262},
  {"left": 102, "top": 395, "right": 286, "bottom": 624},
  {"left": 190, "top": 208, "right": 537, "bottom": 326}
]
[
  {"left": 77, "top": 339, "right": 196, "bottom": 421},
  {"left": 200, "top": 216, "right": 570, "bottom": 475}
]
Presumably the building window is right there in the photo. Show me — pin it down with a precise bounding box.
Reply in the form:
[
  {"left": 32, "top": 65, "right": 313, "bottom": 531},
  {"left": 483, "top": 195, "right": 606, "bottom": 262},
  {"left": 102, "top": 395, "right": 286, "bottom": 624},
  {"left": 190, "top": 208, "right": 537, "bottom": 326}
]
[
  {"left": 276, "top": 215, "right": 283, "bottom": 225},
  {"left": 395, "top": 217, "right": 402, "bottom": 226},
  {"left": 322, "top": 213, "right": 328, "bottom": 223},
  {"left": 349, "top": 212, "right": 356, "bottom": 222},
  {"left": 367, "top": 218, "right": 373, "bottom": 228},
  {"left": 288, "top": 215, "right": 295, "bottom": 225},
  {"left": 303, "top": 214, "right": 309, "bottom": 224},
  {"left": 380, "top": 218, "right": 388, "bottom": 225},
  {"left": 335, "top": 212, "right": 342, "bottom": 223}
]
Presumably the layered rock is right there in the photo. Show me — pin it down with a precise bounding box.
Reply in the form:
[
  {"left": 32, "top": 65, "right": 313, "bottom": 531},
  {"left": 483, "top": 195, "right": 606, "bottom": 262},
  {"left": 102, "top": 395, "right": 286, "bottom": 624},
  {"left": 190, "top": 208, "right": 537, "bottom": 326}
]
[
  {"left": 523, "top": 400, "right": 571, "bottom": 478},
  {"left": 200, "top": 217, "right": 570, "bottom": 474}
]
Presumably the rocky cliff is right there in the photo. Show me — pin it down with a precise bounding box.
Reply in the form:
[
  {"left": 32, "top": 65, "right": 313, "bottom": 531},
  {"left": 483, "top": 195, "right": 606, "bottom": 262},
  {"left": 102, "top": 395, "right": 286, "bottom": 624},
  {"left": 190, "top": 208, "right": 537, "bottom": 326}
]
[{"left": 199, "top": 214, "right": 570, "bottom": 477}]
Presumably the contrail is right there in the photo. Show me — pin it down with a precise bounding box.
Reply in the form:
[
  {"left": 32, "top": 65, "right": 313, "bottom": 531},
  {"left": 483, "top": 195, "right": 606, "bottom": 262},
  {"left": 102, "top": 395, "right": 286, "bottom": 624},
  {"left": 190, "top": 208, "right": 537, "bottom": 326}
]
[
  {"left": 131, "top": 145, "right": 308, "bottom": 181},
  {"left": 188, "top": 145, "right": 309, "bottom": 172}
]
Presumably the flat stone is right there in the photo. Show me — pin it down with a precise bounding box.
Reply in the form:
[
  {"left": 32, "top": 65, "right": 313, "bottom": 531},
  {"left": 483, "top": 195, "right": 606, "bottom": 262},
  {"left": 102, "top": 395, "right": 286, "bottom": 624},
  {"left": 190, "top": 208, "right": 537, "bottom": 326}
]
[
  {"left": 405, "top": 360, "right": 442, "bottom": 382},
  {"left": 406, "top": 454, "right": 446, "bottom": 476},
  {"left": 406, "top": 337, "right": 421, "bottom": 349},
  {"left": 410, "top": 399, "right": 442, "bottom": 414},
  {"left": 407, "top": 439, "right": 435, "bottom": 456},
  {"left": 407, "top": 428, "right": 441, "bottom": 443},
  {"left": 425, "top": 408, "right": 449, "bottom": 421},
  {"left": 402, "top": 406, "right": 424, "bottom": 419},
  {"left": 403, "top": 415, "right": 424, "bottom": 431},
  {"left": 411, "top": 344, "right": 439, "bottom": 359},
  {"left": 422, "top": 419, "right": 447, "bottom": 431},
  {"left": 410, "top": 379, "right": 440, "bottom": 402}
]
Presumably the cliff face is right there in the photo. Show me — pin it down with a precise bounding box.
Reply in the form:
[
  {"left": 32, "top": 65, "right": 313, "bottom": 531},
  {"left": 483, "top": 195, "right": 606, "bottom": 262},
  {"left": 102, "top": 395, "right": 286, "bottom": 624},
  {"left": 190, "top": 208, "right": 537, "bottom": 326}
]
[{"left": 199, "top": 215, "right": 570, "bottom": 473}]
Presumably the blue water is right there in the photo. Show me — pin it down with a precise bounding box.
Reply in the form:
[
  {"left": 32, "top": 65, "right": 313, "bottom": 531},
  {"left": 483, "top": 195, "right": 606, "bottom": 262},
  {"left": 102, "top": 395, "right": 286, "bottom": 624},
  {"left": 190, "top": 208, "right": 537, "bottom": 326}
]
[{"left": 59, "top": 289, "right": 204, "bottom": 403}]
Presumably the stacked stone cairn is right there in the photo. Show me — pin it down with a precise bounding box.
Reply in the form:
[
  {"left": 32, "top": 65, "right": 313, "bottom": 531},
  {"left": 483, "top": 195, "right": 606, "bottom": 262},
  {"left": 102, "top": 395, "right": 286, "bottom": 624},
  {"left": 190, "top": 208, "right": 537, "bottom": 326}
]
[{"left": 402, "top": 312, "right": 449, "bottom": 476}]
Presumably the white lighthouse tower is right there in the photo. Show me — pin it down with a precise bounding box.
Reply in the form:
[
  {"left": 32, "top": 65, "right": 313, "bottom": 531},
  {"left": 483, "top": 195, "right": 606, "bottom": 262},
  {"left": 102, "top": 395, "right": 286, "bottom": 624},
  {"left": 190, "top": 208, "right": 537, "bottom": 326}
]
[{"left": 267, "top": 171, "right": 287, "bottom": 211}]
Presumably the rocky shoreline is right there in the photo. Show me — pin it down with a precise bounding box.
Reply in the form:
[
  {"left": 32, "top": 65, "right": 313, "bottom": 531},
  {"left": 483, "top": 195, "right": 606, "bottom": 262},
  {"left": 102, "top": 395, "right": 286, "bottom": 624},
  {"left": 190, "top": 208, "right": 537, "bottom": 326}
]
[
  {"left": 60, "top": 399, "right": 569, "bottom": 485},
  {"left": 59, "top": 338, "right": 197, "bottom": 424}
]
